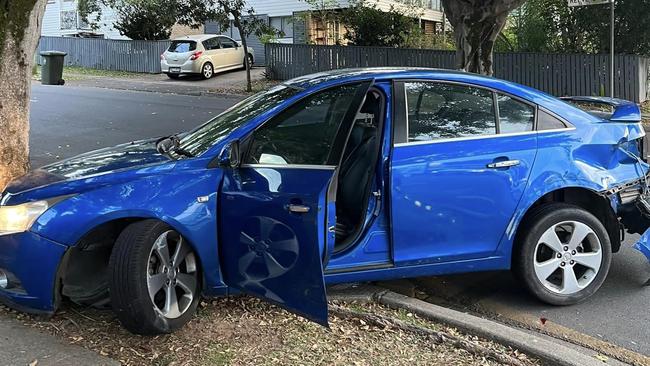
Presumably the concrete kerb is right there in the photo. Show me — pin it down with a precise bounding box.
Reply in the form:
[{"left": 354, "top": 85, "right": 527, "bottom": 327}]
[{"left": 328, "top": 285, "right": 607, "bottom": 366}]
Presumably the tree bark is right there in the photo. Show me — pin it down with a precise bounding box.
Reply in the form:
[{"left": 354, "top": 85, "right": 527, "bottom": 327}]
[
  {"left": 442, "top": 0, "right": 524, "bottom": 75},
  {"left": 0, "top": 0, "right": 47, "bottom": 191},
  {"left": 233, "top": 16, "right": 252, "bottom": 92}
]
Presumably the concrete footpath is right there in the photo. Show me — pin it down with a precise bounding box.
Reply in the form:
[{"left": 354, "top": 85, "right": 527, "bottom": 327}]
[{"left": 0, "top": 317, "right": 118, "bottom": 366}]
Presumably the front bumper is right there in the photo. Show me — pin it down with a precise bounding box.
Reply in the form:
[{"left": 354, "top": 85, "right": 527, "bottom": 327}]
[{"left": 0, "top": 232, "right": 67, "bottom": 314}]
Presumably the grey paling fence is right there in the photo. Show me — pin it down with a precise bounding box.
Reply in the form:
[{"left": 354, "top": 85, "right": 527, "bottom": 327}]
[
  {"left": 37, "top": 36, "right": 171, "bottom": 73},
  {"left": 265, "top": 43, "right": 650, "bottom": 103}
]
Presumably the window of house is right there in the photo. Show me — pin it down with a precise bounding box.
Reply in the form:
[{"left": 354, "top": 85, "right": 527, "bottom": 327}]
[
  {"left": 245, "top": 83, "right": 367, "bottom": 166},
  {"left": 497, "top": 94, "right": 535, "bottom": 133},
  {"left": 60, "top": 11, "right": 77, "bottom": 30},
  {"left": 404, "top": 82, "right": 497, "bottom": 142}
]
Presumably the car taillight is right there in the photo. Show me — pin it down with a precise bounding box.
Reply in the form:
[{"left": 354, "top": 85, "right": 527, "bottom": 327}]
[
  {"left": 160, "top": 53, "right": 165, "bottom": 60},
  {"left": 190, "top": 51, "right": 203, "bottom": 60}
]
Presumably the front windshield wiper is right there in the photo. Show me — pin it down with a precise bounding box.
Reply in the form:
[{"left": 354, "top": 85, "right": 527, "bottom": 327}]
[{"left": 156, "top": 134, "right": 194, "bottom": 159}]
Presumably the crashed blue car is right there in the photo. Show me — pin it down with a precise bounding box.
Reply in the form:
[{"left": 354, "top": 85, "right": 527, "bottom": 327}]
[{"left": 1, "top": 68, "right": 649, "bottom": 334}]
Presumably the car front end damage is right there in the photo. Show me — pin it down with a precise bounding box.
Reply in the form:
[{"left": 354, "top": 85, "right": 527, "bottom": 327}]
[{"left": 607, "top": 176, "right": 650, "bottom": 264}]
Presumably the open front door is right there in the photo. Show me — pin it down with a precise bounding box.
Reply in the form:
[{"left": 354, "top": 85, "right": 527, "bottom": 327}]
[
  {"left": 218, "top": 81, "right": 370, "bottom": 325},
  {"left": 219, "top": 167, "right": 335, "bottom": 325}
]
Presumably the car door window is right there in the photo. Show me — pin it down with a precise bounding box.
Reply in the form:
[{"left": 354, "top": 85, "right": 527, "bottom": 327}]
[
  {"left": 497, "top": 94, "right": 535, "bottom": 133},
  {"left": 405, "top": 82, "right": 496, "bottom": 142},
  {"left": 203, "top": 37, "right": 220, "bottom": 50},
  {"left": 245, "top": 83, "right": 368, "bottom": 166},
  {"left": 219, "top": 37, "right": 236, "bottom": 49}
]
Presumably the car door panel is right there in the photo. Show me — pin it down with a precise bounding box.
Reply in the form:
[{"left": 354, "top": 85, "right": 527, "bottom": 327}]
[
  {"left": 391, "top": 80, "right": 537, "bottom": 266},
  {"left": 391, "top": 135, "right": 537, "bottom": 265},
  {"left": 219, "top": 167, "right": 334, "bottom": 325}
]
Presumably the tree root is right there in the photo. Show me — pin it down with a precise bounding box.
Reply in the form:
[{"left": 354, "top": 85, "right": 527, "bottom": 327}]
[{"left": 330, "top": 305, "right": 529, "bottom": 366}]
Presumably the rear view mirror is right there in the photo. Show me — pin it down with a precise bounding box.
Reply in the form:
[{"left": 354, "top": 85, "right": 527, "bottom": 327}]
[{"left": 218, "top": 140, "right": 241, "bottom": 168}]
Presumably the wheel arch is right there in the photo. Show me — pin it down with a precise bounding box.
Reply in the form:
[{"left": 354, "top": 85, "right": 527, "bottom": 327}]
[
  {"left": 511, "top": 186, "right": 620, "bottom": 266},
  {"left": 57, "top": 215, "right": 207, "bottom": 307}
]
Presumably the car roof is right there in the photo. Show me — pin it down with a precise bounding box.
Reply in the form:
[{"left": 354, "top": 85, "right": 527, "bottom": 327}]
[
  {"left": 171, "top": 34, "right": 229, "bottom": 42},
  {"left": 284, "top": 67, "right": 597, "bottom": 123}
]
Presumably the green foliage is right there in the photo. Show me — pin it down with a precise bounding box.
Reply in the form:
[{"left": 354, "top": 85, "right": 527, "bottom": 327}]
[
  {"left": 78, "top": 0, "right": 221, "bottom": 40},
  {"left": 0, "top": 0, "right": 39, "bottom": 62},
  {"left": 511, "top": 0, "right": 650, "bottom": 55},
  {"left": 341, "top": 1, "right": 451, "bottom": 49}
]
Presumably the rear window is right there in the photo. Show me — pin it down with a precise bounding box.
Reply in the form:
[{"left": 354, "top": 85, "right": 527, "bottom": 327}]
[{"left": 168, "top": 41, "right": 196, "bottom": 53}]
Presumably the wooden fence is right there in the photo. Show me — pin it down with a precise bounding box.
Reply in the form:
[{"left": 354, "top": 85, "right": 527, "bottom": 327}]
[
  {"left": 37, "top": 36, "right": 171, "bottom": 74},
  {"left": 265, "top": 43, "right": 650, "bottom": 103}
]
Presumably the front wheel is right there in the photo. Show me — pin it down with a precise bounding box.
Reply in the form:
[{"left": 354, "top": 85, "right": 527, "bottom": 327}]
[
  {"left": 513, "top": 203, "right": 611, "bottom": 305},
  {"left": 109, "top": 220, "right": 200, "bottom": 334}
]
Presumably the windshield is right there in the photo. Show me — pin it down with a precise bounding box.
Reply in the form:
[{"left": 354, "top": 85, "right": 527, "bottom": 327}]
[{"left": 178, "top": 84, "right": 301, "bottom": 156}]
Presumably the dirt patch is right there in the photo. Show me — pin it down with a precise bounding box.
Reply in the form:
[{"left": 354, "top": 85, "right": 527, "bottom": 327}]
[{"left": 0, "top": 296, "right": 539, "bottom": 366}]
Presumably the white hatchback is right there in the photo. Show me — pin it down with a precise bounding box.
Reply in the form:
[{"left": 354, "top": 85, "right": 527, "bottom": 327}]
[{"left": 160, "top": 34, "right": 254, "bottom": 79}]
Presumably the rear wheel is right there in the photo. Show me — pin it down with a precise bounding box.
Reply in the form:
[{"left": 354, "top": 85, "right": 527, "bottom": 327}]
[
  {"left": 109, "top": 220, "right": 200, "bottom": 334},
  {"left": 201, "top": 62, "right": 214, "bottom": 79},
  {"left": 514, "top": 203, "right": 611, "bottom": 305}
]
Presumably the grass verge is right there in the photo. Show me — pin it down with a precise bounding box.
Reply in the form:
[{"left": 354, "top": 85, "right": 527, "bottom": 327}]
[{"left": 0, "top": 296, "right": 539, "bottom": 366}]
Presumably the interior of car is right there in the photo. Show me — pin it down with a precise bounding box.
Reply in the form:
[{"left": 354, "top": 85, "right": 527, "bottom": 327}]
[
  {"left": 334, "top": 88, "right": 385, "bottom": 251},
  {"left": 241, "top": 84, "right": 386, "bottom": 253}
]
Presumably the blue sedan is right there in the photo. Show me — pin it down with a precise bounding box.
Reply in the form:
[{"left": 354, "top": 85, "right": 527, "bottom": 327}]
[{"left": 1, "top": 68, "right": 649, "bottom": 334}]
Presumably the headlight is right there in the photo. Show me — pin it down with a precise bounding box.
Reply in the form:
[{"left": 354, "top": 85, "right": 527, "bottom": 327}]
[{"left": 0, "top": 197, "right": 67, "bottom": 236}]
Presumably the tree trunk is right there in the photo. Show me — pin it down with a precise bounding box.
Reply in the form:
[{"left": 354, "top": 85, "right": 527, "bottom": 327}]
[
  {"left": 0, "top": 0, "right": 47, "bottom": 191},
  {"left": 442, "top": 0, "right": 524, "bottom": 76},
  {"left": 233, "top": 17, "right": 252, "bottom": 92}
]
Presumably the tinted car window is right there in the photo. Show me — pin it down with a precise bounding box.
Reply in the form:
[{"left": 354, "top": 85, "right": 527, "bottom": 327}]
[
  {"left": 203, "top": 37, "right": 219, "bottom": 50},
  {"left": 538, "top": 109, "right": 569, "bottom": 130},
  {"left": 168, "top": 41, "right": 196, "bottom": 53},
  {"left": 245, "top": 84, "right": 366, "bottom": 165},
  {"left": 219, "top": 37, "right": 236, "bottom": 49},
  {"left": 179, "top": 85, "right": 300, "bottom": 156},
  {"left": 497, "top": 94, "right": 535, "bottom": 133},
  {"left": 405, "top": 82, "right": 496, "bottom": 142}
]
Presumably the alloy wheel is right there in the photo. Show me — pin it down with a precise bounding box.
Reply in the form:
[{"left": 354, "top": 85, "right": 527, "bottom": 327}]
[
  {"left": 203, "top": 64, "right": 213, "bottom": 78},
  {"left": 533, "top": 220, "right": 603, "bottom": 295},
  {"left": 147, "top": 230, "right": 198, "bottom": 319}
]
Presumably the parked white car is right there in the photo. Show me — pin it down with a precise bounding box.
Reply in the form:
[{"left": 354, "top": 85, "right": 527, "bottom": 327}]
[{"left": 160, "top": 34, "right": 254, "bottom": 79}]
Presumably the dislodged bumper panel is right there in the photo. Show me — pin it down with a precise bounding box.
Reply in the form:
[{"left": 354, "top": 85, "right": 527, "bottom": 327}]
[
  {"left": 0, "top": 232, "right": 67, "bottom": 313},
  {"left": 634, "top": 229, "right": 650, "bottom": 262}
]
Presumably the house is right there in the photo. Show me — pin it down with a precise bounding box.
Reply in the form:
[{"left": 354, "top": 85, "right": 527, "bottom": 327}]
[
  {"left": 41, "top": 0, "right": 126, "bottom": 39},
  {"left": 41, "top": 0, "right": 202, "bottom": 39},
  {"left": 206, "top": 0, "right": 446, "bottom": 64}
]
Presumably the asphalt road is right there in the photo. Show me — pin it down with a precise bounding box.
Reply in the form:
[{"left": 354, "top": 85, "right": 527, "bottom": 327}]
[
  {"left": 29, "top": 83, "right": 649, "bottom": 358},
  {"left": 29, "top": 84, "right": 242, "bottom": 167}
]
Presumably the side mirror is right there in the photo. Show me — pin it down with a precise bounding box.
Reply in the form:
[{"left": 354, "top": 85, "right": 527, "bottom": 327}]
[{"left": 218, "top": 140, "right": 241, "bottom": 168}]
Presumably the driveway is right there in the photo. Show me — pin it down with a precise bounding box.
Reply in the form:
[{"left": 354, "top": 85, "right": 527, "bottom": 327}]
[{"left": 62, "top": 67, "right": 267, "bottom": 97}]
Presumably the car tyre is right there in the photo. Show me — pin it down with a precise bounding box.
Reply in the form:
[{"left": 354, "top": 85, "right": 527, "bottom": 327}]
[
  {"left": 513, "top": 203, "right": 611, "bottom": 305},
  {"left": 201, "top": 62, "right": 214, "bottom": 79},
  {"left": 166, "top": 73, "right": 180, "bottom": 79},
  {"left": 109, "top": 220, "right": 200, "bottom": 335}
]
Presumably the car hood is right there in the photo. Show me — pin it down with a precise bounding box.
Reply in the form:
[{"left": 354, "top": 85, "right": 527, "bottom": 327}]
[{"left": 3, "top": 139, "right": 170, "bottom": 196}]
